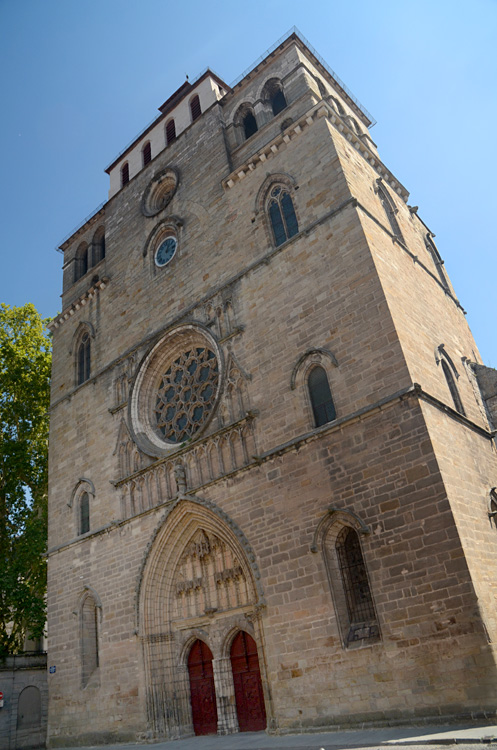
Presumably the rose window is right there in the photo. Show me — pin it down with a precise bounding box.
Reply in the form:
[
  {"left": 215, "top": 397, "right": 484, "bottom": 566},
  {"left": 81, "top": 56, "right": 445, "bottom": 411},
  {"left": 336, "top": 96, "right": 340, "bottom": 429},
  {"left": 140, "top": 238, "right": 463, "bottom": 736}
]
[{"left": 154, "top": 347, "right": 219, "bottom": 443}]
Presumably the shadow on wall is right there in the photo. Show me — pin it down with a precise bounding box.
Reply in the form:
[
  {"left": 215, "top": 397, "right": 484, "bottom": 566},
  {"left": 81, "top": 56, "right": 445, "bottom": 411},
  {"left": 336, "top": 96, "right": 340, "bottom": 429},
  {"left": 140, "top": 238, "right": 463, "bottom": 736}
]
[{"left": 0, "top": 652, "right": 47, "bottom": 750}]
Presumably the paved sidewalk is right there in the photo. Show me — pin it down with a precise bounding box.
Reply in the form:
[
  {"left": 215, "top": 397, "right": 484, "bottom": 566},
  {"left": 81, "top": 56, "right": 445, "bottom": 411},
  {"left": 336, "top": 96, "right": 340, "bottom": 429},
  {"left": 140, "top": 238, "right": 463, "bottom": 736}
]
[{"left": 62, "top": 723, "right": 497, "bottom": 750}]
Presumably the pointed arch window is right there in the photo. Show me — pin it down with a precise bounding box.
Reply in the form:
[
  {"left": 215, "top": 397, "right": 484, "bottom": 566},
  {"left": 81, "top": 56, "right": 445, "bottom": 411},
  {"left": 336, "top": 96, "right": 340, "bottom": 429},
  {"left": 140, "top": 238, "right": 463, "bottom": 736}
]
[
  {"left": 166, "top": 118, "right": 176, "bottom": 145},
  {"left": 376, "top": 181, "right": 403, "bottom": 241},
  {"left": 271, "top": 88, "right": 287, "bottom": 115},
  {"left": 267, "top": 185, "right": 298, "bottom": 247},
  {"left": 190, "top": 94, "right": 201, "bottom": 122},
  {"left": 322, "top": 518, "right": 379, "bottom": 647},
  {"left": 308, "top": 365, "right": 336, "bottom": 426},
  {"left": 441, "top": 359, "right": 465, "bottom": 415},
  {"left": 77, "top": 332, "right": 91, "bottom": 385},
  {"left": 81, "top": 593, "right": 99, "bottom": 687},
  {"left": 426, "top": 234, "right": 449, "bottom": 290}
]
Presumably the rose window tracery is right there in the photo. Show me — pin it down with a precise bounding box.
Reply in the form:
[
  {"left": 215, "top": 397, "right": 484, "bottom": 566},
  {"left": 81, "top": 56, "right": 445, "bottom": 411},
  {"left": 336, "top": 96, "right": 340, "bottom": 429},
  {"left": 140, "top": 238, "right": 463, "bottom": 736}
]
[{"left": 154, "top": 347, "right": 219, "bottom": 443}]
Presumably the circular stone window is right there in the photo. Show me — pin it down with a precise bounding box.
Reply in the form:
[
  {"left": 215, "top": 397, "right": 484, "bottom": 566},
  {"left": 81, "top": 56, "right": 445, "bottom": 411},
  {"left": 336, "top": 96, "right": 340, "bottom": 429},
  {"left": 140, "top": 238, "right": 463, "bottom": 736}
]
[
  {"left": 129, "top": 326, "right": 223, "bottom": 457},
  {"left": 142, "top": 167, "right": 179, "bottom": 217}
]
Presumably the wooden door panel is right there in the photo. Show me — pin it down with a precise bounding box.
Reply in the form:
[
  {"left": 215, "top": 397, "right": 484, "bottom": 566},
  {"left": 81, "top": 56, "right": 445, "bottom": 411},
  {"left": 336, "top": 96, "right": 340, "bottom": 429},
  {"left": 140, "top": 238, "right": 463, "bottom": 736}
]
[
  {"left": 188, "top": 640, "right": 218, "bottom": 735},
  {"left": 230, "top": 631, "right": 266, "bottom": 732}
]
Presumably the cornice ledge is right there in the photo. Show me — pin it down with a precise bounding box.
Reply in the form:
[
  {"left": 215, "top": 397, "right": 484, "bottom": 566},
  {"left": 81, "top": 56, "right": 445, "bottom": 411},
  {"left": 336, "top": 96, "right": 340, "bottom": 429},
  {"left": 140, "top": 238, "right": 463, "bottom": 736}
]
[
  {"left": 48, "top": 277, "right": 110, "bottom": 331},
  {"left": 222, "top": 100, "right": 409, "bottom": 202}
]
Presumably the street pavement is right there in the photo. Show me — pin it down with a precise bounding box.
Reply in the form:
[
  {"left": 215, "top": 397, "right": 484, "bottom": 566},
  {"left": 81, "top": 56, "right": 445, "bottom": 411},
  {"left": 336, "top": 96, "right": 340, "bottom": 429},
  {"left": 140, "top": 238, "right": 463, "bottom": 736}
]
[{"left": 59, "top": 722, "right": 497, "bottom": 750}]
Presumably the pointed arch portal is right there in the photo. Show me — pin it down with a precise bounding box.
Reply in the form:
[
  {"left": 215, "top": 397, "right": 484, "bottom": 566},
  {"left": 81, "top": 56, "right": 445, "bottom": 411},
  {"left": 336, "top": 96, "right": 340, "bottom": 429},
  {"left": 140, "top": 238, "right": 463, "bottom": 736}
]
[{"left": 138, "top": 498, "right": 269, "bottom": 739}]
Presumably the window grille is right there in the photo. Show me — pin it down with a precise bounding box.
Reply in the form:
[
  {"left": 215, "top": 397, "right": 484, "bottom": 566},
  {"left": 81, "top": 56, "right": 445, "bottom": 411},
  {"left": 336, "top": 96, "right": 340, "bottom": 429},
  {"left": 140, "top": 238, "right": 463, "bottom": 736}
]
[{"left": 336, "top": 527, "right": 378, "bottom": 643}]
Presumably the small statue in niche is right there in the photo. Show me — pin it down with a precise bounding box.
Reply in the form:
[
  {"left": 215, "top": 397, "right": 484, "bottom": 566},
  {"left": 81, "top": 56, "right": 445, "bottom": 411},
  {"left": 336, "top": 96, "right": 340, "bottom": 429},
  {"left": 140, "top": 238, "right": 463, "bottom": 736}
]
[{"left": 174, "top": 462, "right": 187, "bottom": 494}]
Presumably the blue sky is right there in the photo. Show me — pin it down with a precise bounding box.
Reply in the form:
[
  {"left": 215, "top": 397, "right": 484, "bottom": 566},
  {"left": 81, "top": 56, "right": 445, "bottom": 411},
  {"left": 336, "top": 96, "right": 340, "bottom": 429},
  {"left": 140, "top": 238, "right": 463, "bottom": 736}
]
[{"left": 1, "top": 0, "right": 496, "bottom": 363}]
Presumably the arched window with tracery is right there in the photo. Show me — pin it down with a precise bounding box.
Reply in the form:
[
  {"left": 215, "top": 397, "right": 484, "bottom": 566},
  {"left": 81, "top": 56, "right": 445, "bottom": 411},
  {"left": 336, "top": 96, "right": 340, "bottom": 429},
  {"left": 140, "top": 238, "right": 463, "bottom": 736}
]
[
  {"left": 376, "top": 180, "right": 403, "bottom": 241},
  {"left": 308, "top": 366, "right": 336, "bottom": 426},
  {"left": 77, "top": 332, "right": 91, "bottom": 385},
  {"left": 165, "top": 118, "right": 176, "bottom": 145},
  {"left": 190, "top": 94, "right": 201, "bottom": 122},
  {"left": 267, "top": 185, "right": 298, "bottom": 246},
  {"left": 81, "top": 592, "right": 99, "bottom": 687}
]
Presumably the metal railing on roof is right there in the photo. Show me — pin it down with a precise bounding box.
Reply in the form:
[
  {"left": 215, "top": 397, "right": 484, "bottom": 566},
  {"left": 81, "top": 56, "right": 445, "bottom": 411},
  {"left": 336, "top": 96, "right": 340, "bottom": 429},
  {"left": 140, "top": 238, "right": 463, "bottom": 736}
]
[
  {"left": 56, "top": 199, "right": 106, "bottom": 252},
  {"left": 230, "top": 26, "right": 376, "bottom": 127}
]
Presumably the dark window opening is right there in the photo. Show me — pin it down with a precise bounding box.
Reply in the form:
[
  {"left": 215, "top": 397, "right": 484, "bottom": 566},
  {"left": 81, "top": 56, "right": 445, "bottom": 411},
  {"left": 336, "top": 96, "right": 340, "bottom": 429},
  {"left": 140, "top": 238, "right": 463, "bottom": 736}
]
[
  {"left": 166, "top": 118, "right": 176, "bottom": 145},
  {"left": 142, "top": 142, "right": 152, "bottom": 167},
  {"left": 268, "top": 186, "right": 299, "bottom": 247},
  {"left": 190, "top": 95, "right": 201, "bottom": 122},
  {"left": 441, "top": 359, "right": 465, "bottom": 415},
  {"left": 243, "top": 111, "right": 258, "bottom": 139},
  {"left": 271, "top": 89, "right": 287, "bottom": 116},
  {"left": 121, "top": 162, "right": 129, "bottom": 187},
  {"left": 75, "top": 244, "right": 89, "bottom": 281},
  {"left": 77, "top": 333, "right": 91, "bottom": 385},
  {"left": 80, "top": 492, "right": 90, "bottom": 535},
  {"left": 336, "top": 527, "right": 378, "bottom": 644},
  {"left": 308, "top": 366, "right": 336, "bottom": 426}
]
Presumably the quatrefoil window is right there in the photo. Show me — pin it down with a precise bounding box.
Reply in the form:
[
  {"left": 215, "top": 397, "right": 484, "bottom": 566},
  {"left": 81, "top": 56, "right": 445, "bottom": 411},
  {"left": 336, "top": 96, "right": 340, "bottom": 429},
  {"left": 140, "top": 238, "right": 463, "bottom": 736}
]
[{"left": 154, "top": 348, "right": 219, "bottom": 443}]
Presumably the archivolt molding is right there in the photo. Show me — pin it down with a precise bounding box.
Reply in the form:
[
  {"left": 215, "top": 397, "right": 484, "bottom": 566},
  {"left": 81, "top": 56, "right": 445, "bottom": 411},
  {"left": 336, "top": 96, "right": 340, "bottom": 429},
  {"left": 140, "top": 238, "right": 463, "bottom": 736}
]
[
  {"left": 291, "top": 347, "right": 338, "bottom": 390},
  {"left": 254, "top": 172, "right": 297, "bottom": 214},
  {"left": 311, "top": 506, "right": 370, "bottom": 553},
  {"left": 136, "top": 494, "right": 265, "bottom": 634},
  {"left": 68, "top": 477, "right": 95, "bottom": 508},
  {"left": 69, "top": 321, "right": 95, "bottom": 355},
  {"left": 435, "top": 344, "right": 460, "bottom": 379},
  {"left": 143, "top": 215, "right": 183, "bottom": 257},
  {"left": 74, "top": 585, "right": 103, "bottom": 622}
]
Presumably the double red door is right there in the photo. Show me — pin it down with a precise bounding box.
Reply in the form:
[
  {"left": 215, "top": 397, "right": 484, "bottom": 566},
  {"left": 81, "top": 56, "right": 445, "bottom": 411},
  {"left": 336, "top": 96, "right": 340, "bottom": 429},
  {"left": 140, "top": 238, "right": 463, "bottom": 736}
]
[
  {"left": 187, "top": 640, "right": 218, "bottom": 735},
  {"left": 230, "top": 631, "right": 267, "bottom": 732},
  {"left": 187, "top": 632, "right": 266, "bottom": 735}
]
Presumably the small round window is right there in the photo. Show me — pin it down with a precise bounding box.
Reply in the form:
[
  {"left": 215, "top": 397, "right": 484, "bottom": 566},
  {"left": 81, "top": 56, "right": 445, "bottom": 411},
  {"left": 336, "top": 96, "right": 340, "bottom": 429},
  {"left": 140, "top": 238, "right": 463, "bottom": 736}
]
[{"left": 155, "top": 236, "right": 177, "bottom": 267}]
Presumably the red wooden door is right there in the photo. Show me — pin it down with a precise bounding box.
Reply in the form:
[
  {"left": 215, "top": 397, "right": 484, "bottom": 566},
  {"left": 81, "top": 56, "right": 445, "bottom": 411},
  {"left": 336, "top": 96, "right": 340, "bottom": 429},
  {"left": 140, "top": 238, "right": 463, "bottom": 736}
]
[
  {"left": 188, "top": 640, "right": 218, "bottom": 735},
  {"left": 230, "top": 631, "right": 267, "bottom": 732}
]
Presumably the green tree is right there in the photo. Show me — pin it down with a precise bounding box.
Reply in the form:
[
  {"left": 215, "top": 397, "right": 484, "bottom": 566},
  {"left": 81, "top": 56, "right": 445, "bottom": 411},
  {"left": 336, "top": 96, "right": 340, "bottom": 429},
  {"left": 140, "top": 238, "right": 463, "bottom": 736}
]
[{"left": 0, "top": 303, "right": 51, "bottom": 656}]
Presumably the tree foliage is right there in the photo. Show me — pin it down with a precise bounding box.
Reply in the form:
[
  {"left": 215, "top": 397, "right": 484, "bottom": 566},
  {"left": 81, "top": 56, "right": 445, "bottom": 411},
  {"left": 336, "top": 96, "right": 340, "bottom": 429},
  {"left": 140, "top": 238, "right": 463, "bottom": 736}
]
[{"left": 0, "top": 303, "right": 51, "bottom": 656}]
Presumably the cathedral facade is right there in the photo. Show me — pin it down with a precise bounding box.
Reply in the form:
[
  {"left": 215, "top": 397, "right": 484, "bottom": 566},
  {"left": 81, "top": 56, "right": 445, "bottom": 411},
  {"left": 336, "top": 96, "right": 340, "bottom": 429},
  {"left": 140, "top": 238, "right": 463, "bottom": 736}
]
[{"left": 47, "top": 31, "right": 497, "bottom": 746}]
